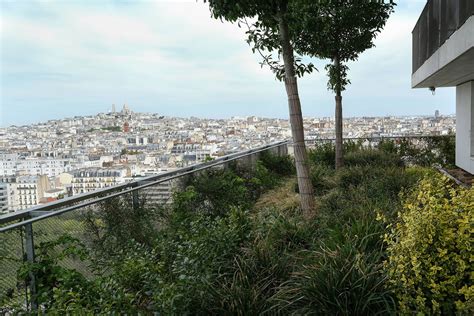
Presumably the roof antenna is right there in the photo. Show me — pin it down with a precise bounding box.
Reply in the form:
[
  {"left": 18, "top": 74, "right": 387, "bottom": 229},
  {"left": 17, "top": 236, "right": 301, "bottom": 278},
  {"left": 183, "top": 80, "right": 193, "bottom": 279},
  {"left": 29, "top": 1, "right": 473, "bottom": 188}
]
[{"left": 429, "top": 86, "right": 436, "bottom": 96}]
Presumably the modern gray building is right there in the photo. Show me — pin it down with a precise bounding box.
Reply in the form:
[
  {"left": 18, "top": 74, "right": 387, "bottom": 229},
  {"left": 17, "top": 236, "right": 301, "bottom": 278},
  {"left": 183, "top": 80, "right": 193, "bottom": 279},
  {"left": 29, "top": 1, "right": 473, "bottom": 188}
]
[{"left": 412, "top": 0, "right": 474, "bottom": 174}]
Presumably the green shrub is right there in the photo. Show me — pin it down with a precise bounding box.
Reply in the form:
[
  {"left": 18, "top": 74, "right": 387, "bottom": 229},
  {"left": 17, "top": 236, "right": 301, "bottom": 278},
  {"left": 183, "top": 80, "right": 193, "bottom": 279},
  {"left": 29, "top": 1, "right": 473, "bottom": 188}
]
[
  {"left": 83, "top": 195, "right": 158, "bottom": 258},
  {"left": 252, "top": 160, "right": 280, "bottom": 192},
  {"left": 344, "top": 149, "right": 402, "bottom": 168},
  {"left": 385, "top": 174, "right": 474, "bottom": 314},
  {"left": 378, "top": 139, "right": 398, "bottom": 154},
  {"left": 17, "top": 235, "right": 145, "bottom": 314},
  {"left": 308, "top": 136, "right": 455, "bottom": 169},
  {"left": 206, "top": 207, "right": 313, "bottom": 315},
  {"left": 258, "top": 151, "right": 295, "bottom": 176},
  {"left": 17, "top": 235, "right": 91, "bottom": 311},
  {"left": 152, "top": 207, "right": 251, "bottom": 314},
  {"left": 383, "top": 136, "right": 455, "bottom": 168},
  {"left": 308, "top": 142, "right": 336, "bottom": 168},
  {"left": 175, "top": 160, "right": 291, "bottom": 218},
  {"left": 175, "top": 169, "right": 251, "bottom": 216}
]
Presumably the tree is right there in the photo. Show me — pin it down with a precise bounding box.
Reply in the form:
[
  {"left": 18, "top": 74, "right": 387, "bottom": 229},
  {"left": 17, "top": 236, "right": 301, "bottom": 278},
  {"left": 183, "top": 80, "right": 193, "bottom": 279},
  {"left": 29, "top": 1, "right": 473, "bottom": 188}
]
[
  {"left": 294, "top": 0, "right": 395, "bottom": 169},
  {"left": 205, "top": 0, "right": 316, "bottom": 216}
]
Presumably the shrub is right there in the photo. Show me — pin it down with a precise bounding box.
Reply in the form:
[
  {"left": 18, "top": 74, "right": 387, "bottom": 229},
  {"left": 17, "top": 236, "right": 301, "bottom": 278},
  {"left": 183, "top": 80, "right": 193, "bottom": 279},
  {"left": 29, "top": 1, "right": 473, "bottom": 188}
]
[
  {"left": 175, "top": 169, "right": 251, "bottom": 216},
  {"left": 252, "top": 160, "right": 280, "bottom": 193},
  {"left": 384, "top": 136, "right": 455, "bottom": 168},
  {"left": 17, "top": 235, "right": 145, "bottom": 314},
  {"left": 308, "top": 136, "right": 455, "bottom": 169},
  {"left": 206, "top": 207, "right": 313, "bottom": 315},
  {"left": 344, "top": 149, "right": 402, "bottom": 168},
  {"left": 17, "top": 235, "right": 91, "bottom": 311},
  {"left": 152, "top": 207, "right": 251, "bottom": 314},
  {"left": 308, "top": 142, "right": 336, "bottom": 168},
  {"left": 83, "top": 195, "right": 158, "bottom": 259},
  {"left": 258, "top": 151, "right": 295, "bottom": 176},
  {"left": 385, "top": 174, "right": 474, "bottom": 314}
]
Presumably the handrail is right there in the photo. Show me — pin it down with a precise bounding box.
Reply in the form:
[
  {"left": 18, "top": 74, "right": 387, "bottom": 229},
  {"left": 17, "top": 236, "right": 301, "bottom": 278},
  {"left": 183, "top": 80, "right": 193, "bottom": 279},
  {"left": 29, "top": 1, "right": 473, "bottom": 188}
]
[{"left": 0, "top": 140, "right": 289, "bottom": 231}]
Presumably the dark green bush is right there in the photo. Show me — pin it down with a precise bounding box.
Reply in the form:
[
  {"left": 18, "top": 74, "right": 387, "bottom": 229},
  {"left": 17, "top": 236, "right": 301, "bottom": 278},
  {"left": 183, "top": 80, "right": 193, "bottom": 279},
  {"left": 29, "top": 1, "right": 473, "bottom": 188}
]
[
  {"left": 309, "top": 135, "right": 455, "bottom": 169},
  {"left": 83, "top": 195, "right": 158, "bottom": 260},
  {"left": 175, "top": 169, "right": 251, "bottom": 217},
  {"left": 308, "top": 142, "right": 336, "bottom": 168},
  {"left": 258, "top": 150, "right": 295, "bottom": 176},
  {"left": 152, "top": 208, "right": 251, "bottom": 314},
  {"left": 17, "top": 235, "right": 145, "bottom": 314},
  {"left": 381, "top": 136, "right": 455, "bottom": 168},
  {"left": 344, "top": 149, "right": 402, "bottom": 168}
]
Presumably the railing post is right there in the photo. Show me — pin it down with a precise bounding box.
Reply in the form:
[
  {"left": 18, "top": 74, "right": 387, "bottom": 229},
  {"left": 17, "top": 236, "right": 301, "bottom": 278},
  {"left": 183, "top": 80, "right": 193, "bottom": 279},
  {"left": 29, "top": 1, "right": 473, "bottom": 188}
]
[
  {"left": 132, "top": 184, "right": 140, "bottom": 211},
  {"left": 24, "top": 223, "right": 37, "bottom": 311}
]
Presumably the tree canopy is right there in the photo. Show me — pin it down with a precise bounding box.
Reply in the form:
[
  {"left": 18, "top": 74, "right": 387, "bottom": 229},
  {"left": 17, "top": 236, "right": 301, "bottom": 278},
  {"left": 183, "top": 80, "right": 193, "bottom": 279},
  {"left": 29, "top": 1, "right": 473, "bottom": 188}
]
[
  {"left": 293, "top": 0, "right": 395, "bottom": 93},
  {"left": 206, "top": 0, "right": 316, "bottom": 80}
]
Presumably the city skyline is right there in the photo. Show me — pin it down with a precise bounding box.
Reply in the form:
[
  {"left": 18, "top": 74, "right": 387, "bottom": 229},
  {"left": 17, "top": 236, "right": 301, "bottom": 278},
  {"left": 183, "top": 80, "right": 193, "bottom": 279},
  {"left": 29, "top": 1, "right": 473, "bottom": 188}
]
[
  {"left": 0, "top": 105, "right": 454, "bottom": 128},
  {"left": 1, "top": 0, "right": 455, "bottom": 126}
]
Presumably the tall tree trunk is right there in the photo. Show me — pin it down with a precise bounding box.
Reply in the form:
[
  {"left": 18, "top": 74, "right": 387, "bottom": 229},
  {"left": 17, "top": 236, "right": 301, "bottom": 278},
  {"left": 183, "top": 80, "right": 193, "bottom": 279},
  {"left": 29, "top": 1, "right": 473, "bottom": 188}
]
[
  {"left": 334, "top": 57, "right": 344, "bottom": 170},
  {"left": 278, "top": 11, "right": 315, "bottom": 217}
]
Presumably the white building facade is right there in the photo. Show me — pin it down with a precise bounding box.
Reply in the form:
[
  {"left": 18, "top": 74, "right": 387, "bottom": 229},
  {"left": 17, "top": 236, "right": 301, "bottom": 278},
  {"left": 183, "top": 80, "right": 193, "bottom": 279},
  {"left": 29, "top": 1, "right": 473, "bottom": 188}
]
[
  {"left": 0, "top": 156, "right": 72, "bottom": 177},
  {"left": 71, "top": 167, "right": 129, "bottom": 195}
]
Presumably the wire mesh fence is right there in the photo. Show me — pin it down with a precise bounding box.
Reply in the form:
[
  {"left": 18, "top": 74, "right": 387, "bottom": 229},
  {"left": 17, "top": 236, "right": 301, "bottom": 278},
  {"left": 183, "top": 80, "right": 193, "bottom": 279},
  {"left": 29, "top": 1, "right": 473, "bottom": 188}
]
[{"left": 0, "top": 225, "right": 27, "bottom": 312}]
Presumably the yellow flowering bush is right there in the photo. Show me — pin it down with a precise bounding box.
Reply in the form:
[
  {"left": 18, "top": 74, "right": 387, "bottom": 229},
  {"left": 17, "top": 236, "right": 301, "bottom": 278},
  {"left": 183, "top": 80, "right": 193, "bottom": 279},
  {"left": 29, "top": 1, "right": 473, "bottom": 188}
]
[{"left": 385, "top": 173, "right": 473, "bottom": 314}]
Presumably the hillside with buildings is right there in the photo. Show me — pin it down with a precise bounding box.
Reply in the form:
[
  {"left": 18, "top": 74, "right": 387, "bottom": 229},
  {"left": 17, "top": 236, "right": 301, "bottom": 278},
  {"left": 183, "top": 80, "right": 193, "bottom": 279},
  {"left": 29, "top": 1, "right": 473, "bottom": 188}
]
[{"left": 0, "top": 105, "right": 455, "bottom": 214}]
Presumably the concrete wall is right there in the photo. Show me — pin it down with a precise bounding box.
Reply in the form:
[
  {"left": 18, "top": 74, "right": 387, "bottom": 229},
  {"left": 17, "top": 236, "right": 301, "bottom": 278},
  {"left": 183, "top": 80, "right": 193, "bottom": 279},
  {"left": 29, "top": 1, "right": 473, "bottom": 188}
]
[
  {"left": 456, "top": 81, "right": 474, "bottom": 174},
  {"left": 412, "top": 16, "right": 474, "bottom": 88}
]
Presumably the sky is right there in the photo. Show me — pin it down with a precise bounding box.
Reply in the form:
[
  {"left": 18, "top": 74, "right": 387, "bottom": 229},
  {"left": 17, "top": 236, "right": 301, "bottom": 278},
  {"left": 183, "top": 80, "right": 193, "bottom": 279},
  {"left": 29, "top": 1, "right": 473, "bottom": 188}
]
[{"left": 0, "top": 0, "right": 456, "bottom": 127}]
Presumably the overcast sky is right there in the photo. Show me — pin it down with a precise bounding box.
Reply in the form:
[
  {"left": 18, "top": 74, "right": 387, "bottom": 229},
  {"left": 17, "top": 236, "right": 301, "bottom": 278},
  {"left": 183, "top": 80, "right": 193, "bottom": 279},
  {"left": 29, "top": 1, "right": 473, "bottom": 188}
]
[{"left": 0, "top": 0, "right": 455, "bottom": 126}]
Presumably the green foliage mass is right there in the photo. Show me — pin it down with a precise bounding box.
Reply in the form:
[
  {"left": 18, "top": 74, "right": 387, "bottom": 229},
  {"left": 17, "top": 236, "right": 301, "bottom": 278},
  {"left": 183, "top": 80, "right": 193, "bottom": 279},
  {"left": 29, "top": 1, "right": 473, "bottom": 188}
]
[
  {"left": 7, "top": 145, "right": 470, "bottom": 314},
  {"left": 385, "top": 174, "right": 474, "bottom": 314},
  {"left": 308, "top": 136, "right": 455, "bottom": 169},
  {"left": 84, "top": 194, "right": 158, "bottom": 258},
  {"left": 206, "top": 0, "right": 317, "bottom": 80},
  {"left": 293, "top": 0, "right": 395, "bottom": 92}
]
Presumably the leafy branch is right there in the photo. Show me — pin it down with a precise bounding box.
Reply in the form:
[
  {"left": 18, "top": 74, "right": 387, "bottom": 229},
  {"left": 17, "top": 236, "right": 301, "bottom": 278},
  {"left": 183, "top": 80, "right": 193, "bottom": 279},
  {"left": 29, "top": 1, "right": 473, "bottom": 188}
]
[{"left": 239, "top": 18, "right": 316, "bottom": 81}]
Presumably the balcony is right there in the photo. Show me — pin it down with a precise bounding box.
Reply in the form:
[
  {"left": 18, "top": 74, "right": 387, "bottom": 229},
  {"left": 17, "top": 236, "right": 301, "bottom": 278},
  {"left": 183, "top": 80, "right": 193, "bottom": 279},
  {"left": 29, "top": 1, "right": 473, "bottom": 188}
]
[{"left": 412, "top": 0, "right": 474, "bottom": 88}]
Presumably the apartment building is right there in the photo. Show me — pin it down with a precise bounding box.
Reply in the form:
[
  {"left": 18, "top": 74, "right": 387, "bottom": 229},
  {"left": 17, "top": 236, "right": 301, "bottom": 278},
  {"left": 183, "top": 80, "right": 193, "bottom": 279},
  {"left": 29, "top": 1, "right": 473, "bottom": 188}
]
[
  {"left": 16, "top": 175, "right": 51, "bottom": 210},
  {"left": 0, "top": 156, "right": 72, "bottom": 177},
  {"left": 0, "top": 182, "right": 8, "bottom": 214},
  {"left": 71, "top": 167, "right": 130, "bottom": 195}
]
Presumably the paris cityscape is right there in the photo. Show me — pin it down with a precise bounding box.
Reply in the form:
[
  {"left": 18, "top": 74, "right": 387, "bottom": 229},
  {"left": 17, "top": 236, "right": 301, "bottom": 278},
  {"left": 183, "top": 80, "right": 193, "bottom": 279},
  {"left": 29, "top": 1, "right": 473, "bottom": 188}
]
[{"left": 0, "top": 104, "right": 455, "bottom": 214}]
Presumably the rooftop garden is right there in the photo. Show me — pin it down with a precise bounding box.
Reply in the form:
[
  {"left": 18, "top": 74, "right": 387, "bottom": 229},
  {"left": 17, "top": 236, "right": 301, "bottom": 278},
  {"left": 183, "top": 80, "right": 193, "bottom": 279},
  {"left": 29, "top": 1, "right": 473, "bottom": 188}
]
[{"left": 2, "top": 136, "right": 472, "bottom": 315}]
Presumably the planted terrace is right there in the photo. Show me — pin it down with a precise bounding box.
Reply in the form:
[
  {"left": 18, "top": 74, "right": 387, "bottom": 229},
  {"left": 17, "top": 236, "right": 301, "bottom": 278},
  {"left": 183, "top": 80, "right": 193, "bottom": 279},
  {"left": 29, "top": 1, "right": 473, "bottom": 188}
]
[{"left": 1, "top": 135, "right": 472, "bottom": 315}]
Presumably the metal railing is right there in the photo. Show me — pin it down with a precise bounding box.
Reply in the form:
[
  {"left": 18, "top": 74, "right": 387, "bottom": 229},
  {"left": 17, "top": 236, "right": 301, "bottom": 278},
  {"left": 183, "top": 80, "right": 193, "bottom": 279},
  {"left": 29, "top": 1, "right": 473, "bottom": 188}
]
[
  {"left": 412, "top": 0, "right": 474, "bottom": 73},
  {"left": 0, "top": 135, "right": 454, "bottom": 312}
]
